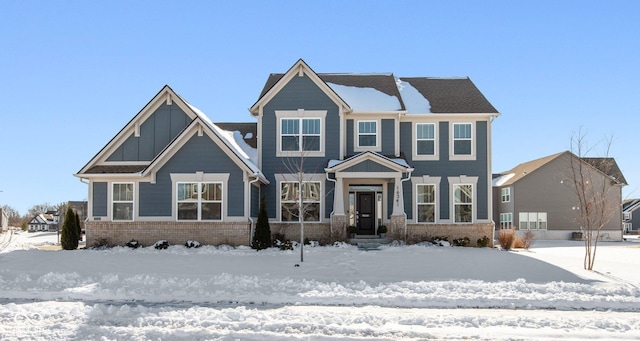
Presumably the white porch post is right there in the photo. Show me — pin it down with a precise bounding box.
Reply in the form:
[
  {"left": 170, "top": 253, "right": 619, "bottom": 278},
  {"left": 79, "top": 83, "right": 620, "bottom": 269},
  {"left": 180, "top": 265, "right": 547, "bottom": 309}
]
[
  {"left": 392, "top": 175, "right": 405, "bottom": 215},
  {"left": 333, "top": 176, "right": 345, "bottom": 215}
]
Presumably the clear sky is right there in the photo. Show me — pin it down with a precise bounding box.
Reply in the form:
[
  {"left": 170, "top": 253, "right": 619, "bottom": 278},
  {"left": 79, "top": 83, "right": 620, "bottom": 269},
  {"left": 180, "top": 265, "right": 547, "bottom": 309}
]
[{"left": 1, "top": 0, "right": 638, "bottom": 215}]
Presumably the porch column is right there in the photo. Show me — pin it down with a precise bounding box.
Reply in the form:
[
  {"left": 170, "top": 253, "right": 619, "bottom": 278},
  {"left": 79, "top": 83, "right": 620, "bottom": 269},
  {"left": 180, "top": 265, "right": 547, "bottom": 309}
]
[
  {"left": 392, "top": 175, "right": 405, "bottom": 215},
  {"left": 333, "top": 176, "right": 345, "bottom": 215}
]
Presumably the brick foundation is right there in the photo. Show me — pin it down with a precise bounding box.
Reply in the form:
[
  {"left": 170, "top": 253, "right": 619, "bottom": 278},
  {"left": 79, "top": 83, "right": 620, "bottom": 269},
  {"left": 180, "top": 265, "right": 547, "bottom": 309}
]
[
  {"left": 269, "top": 222, "right": 333, "bottom": 243},
  {"left": 405, "top": 222, "right": 495, "bottom": 247},
  {"left": 86, "top": 221, "right": 252, "bottom": 247}
]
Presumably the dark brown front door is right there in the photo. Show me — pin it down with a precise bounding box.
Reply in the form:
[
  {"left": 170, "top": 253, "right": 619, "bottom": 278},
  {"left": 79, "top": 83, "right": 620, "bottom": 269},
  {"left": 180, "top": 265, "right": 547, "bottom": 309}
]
[{"left": 357, "top": 192, "right": 375, "bottom": 235}]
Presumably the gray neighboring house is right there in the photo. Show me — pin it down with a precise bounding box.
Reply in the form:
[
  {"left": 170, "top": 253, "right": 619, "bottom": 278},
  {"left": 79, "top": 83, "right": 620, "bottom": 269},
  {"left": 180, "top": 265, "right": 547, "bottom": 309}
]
[
  {"left": 493, "top": 151, "right": 627, "bottom": 241},
  {"left": 58, "top": 201, "right": 88, "bottom": 234},
  {"left": 76, "top": 59, "right": 500, "bottom": 247},
  {"left": 622, "top": 199, "right": 640, "bottom": 233}
]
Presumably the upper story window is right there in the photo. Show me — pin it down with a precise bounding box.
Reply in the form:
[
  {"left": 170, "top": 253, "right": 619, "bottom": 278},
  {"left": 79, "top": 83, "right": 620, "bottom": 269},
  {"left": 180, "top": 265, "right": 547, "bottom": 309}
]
[
  {"left": 357, "top": 120, "right": 378, "bottom": 148},
  {"left": 416, "top": 123, "right": 435, "bottom": 155},
  {"left": 177, "top": 182, "right": 222, "bottom": 221},
  {"left": 623, "top": 212, "right": 631, "bottom": 220},
  {"left": 112, "top": 183, "right": 134, "bottom": 221},
  {"left": 451, "top": 123, "right": 474, "bottom": 160},
  {"left": 276, "top": 110, "right": 326, "bottom": 157},
  {"left": 501, "top": 187, "right": 511, "bottom": 202}
]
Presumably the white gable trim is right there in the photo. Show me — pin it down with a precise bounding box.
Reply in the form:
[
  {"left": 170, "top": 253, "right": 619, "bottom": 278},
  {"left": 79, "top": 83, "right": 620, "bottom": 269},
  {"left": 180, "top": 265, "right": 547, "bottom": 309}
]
[
  {"left": 249, "top": 59, "right": 351, "bottom": 116},
  {"left": 326, "top": 152, "right": 412, "bottom": 173}
]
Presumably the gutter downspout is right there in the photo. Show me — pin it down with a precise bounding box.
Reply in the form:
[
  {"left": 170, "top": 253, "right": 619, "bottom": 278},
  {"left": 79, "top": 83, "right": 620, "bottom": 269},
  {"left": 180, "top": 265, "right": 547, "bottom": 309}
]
[
  {"left": 248, "top": 173, "right": 262, "bottom": 247},
  {"left": 400, "top": 168, "right": 414, "bottom": 240},
  {"left": 326, "top": 172, "right": 337, "bottom": 238}
]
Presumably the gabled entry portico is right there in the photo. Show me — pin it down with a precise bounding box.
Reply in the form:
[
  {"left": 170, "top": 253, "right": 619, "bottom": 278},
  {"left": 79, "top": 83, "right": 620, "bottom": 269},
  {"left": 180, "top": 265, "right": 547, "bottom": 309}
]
[{"left": 325, "top": 152, "right": 414, "bottom": 237}]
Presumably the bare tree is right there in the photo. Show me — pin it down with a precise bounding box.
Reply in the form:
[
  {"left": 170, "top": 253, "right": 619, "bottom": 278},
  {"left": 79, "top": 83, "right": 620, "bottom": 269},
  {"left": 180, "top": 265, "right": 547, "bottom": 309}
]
[
  {"left": 567, "top": 129, "right": 621, "bottom": 270},
  {"left": 28, "top": 203, "right": 54, "bottom": 217}
]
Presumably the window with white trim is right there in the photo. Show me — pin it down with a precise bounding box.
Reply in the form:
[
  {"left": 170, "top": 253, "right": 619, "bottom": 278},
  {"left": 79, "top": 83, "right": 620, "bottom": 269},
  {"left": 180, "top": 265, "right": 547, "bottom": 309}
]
[
  {"left": 416, "top": 184, "right": 436, "bottom": 222},
  {"left": 501, "top": 187, "right": 511, "bottom": 203},
  {"left": 112, "top": 183, "right": 134, "bottom": 221},
  {"left": 357, "top": 120, "right": 378, "bottom": 148},
  {"left": 281, "top": 118, "right": 321, "bottom": 152},
  {"left": 499, "top": 212, "right": 513, "bottom": 229},
  {"left": 518, "top": 212, "right": 547, "bottom": 230},
  {"left": 623, "top": 212, "right": 631, "bottom": 220},
  {"left": 281, "top": 181, "right": 321, "bottom": 222},
  {"left": 453, "top": 123, "right": 472, "bottom": 155},
  {"left": 177, "top": 182, "right": 222, "bottom": 221},
  {"left": 416, "top": 123, "right": 436, "bottom": 156},
  {"left": 453, "top": 184, "right": 473, "bottom": 223}
]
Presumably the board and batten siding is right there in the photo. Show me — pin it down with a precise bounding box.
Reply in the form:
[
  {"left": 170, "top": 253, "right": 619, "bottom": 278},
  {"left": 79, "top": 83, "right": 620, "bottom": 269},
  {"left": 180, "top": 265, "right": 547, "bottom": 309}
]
[{"left": 107, "top": 103, "right": 191, "bottom": 162}]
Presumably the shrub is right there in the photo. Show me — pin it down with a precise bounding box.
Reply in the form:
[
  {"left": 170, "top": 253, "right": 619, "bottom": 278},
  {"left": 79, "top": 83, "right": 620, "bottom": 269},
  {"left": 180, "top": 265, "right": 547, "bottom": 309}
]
[
  {"left": 272, "top": 233, "right": 286, "bottom": 247},
  {"left": 91, "top": 238, "right": 109, "bottom": 249},
  {"left": 61, "top": 205, "right": 79, "bottom": 250},
  {"left": 154, "top": 240, "right": 169, "bottom": 250},
  {"left": 452, "top": 236, "right": 470, "bottom": 247},
  {"left": 498, "top": 229, "right": 515, "bottom": 250},
  {"left": 522, "top": 231, "right": 535, "bottom": 249},
  {"left": 476, "top": 236, "right": 491, "bottom": 248},
  {"left": 126, "top": 239, "right": 140, "bottom": 249},
  {"left": 185, "top": 240, "right": 201, "bottom": 248},
  {"left": 377, "top": 225, "right": 387, "bottom": 233},
  {"left": 252, "top": 196, "right": 271, "bottom": 250}
]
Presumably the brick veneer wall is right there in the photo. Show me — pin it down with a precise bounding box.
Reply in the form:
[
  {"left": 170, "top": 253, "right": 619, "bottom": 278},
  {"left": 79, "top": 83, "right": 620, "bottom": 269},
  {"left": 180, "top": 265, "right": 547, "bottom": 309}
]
[
  {"left": 405, "top": 222, "right": 495, "bottom": 247},
  {"left": 269, "top": 222, "right": 333, "bottom": 243},
  {"left": 86, "top": 221, "right": 252, "bottom": 247}
]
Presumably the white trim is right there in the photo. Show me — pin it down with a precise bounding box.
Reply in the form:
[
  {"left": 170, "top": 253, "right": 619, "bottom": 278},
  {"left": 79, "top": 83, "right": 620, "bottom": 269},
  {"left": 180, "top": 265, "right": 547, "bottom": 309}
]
[
  {"left": 275, "top": 110, "right": 327, "bottom": 158},
  {"left": 111, "top": 182, "right": 135, "bottom": 221},
  {"left": 448, "top": 175, "right": 478, "bottom": 224},
  {"left": 449, "top": 122, "right": 476, "bottom": 161},
  {"left": 171, "top": 173, "right": 230, "bottom": 221},
  {"left": 274, "top": 173, "right": 325, "bottom": 222},
  {"left": 411, "top": 176, "right": 441, "bottom": 223},
  {"left": 354, "top": 119, "right": 381, "bottom": 152},
  {"left": 501, "top": 187, "right": 511, "bottom": 203},
  {"left": 412, "top": 122, "right": 439, "bottom": 161}
]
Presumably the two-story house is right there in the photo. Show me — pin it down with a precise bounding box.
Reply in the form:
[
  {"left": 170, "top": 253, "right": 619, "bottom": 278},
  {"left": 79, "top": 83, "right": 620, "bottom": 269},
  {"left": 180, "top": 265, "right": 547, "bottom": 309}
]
[{"left": 76, "top": 59, "right": 499, "bottom": 247}]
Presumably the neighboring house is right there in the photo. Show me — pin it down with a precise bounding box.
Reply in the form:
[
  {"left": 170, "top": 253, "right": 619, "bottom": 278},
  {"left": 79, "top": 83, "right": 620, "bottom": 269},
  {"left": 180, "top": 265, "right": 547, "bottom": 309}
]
[
  {"left": 493, "top": 151, "right": 626, "bottom": 241},
  {"left": 76, "top": 59, "right": 500, "bottom": 247},
  {"left": 0, "top": 208, "right": 8, "bottom": 232},
  {"left": 622, "top": 198, "right": 640, "bottom": 233},
  {"left": 28, "top": 213, "right": 58, "bottom": 232}
]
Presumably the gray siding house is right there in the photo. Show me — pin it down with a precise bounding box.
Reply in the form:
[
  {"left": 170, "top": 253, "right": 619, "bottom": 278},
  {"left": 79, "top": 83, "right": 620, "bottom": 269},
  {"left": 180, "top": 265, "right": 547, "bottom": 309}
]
[
  {"left": 493, "top": 151, "right": 626, "bottom": 241},
  {"left": 76, "top": 59, "right": 500, "bottom": 247},
  {"left": 623, "top": 198, "right": 640, "bottom": 233}
]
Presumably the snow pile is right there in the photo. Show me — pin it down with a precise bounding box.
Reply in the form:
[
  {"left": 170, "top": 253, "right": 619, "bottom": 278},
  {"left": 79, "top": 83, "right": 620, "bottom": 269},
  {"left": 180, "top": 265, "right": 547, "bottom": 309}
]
[
  {"left": 397, "top": 78, "right": 432, "bottom": 113},
  {"left": 327, "top": 82, "right": 402, "bottom": 111}
]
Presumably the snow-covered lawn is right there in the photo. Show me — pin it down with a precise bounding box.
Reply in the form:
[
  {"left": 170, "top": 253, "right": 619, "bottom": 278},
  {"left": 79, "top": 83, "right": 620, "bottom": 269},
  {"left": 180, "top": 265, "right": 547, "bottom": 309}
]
[{"left": 1, "top": 231, "right": 639, "bottom": 340}]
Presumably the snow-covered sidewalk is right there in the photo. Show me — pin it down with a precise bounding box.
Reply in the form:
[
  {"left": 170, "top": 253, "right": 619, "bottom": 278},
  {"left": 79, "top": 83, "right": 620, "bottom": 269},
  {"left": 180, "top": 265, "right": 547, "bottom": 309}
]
[{"left": 0, "top": 231, "right": 639, "bottom": 340}]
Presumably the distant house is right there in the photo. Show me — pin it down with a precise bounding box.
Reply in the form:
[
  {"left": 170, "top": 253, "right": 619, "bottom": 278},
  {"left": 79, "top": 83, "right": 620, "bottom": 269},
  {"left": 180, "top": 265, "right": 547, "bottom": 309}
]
[
  {"left": 622, "top": 199, "right": 640, "bottom": 233},
  {"left": 493, "top": 151, "right": 626, "bottom": 241},
  {"left": 75, "top": 59, "right": 500, "bottom": 247},
  {"left": 28, "top": 213, "right": 58, "bottom": 232}
]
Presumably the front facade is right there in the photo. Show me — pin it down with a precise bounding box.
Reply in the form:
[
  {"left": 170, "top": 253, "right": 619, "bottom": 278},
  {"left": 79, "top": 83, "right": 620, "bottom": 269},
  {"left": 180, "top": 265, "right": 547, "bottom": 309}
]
[
  {"left": 77, "top": 59, "right": 499, "bottom": 247},
  {"left": 623, "top": 199, "right": 640, "bottom": 233},
  {"left": 28, "top": 213, "right": 57, "bottom": 232},
  {"left": 493, "top": 152, "right": 626, "bottom": 241}
]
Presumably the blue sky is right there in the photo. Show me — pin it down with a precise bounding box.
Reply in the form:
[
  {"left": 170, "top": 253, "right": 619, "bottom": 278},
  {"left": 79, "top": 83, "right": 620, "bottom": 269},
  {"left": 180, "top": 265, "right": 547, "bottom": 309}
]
[{"left": 1, "top": 0, "right": 638, "bottom": 215}]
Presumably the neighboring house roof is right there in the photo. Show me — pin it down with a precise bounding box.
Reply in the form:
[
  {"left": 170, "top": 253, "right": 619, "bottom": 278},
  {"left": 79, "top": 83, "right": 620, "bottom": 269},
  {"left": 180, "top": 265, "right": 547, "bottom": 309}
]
[
  {"left": 623, "top": 198, "right": 640, "bottom": 213},
  {"left": 493, "top": 151, "right": 627, "bottom": 187},
  {"left": 256, "top": 59, "right": 498, "bottom": 114}
]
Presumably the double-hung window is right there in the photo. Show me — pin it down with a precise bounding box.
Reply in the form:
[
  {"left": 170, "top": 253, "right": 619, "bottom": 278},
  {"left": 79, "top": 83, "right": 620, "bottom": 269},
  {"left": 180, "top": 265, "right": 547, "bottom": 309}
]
[
  {"left": 416, "top": 123, "right": 436, "bottom": 156},
  {"left": 501, "top": 187, "right": 511, "bottom": 202},
  {"left": 357, "top": 120, "right": 378, "bottom": 148},
  {"left": 281, "top": 181, "right": 321, "bottom": 222},
  {"left": 453, "top": 184, "right": 473, "bottom": 223},
  {"left": 452, "top": 123, "right": 472, "bottom": 156},
  {"left": 416, "top": 184, "right": 435, "bottom": 223},
  {"left": 499, "top": 213, "right": 513, "bottom": 229},
  {"left": 518, "top": 212, "right": 547, "bottom": 230},
  {"left": 281, "top": 118, "right": 321, "bottom": 152},
  {"left": 177, "top": 182, "right": 222, "bottom": 221},
  {"left": 112, "top": 183, "right": 134, "bottom": 221}
]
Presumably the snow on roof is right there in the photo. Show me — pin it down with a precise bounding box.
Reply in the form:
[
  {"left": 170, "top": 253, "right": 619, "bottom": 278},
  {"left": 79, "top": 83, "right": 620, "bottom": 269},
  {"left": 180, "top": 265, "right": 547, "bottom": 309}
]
[
  {"left": 492, "top": 173, "right": 515, "bottom": 187},
  {"left": 326, "top": 82, "right": 402, "bottom": 111},
  {"left": 397, "top": 78, "right": 431, "bottom": 114}
]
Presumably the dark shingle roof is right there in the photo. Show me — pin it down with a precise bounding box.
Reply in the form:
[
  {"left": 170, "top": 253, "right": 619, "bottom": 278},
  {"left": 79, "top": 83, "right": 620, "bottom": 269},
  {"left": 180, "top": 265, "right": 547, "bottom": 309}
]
[
  {"left": 582, "top": 157, "right": 627, "bottom": 185},
  {"left": 258, "top": 73, "right": 497, "bottom": 114},
  {"left": 84, "top": 165, "right": 147, "bottom": 174},
  {"left": 215, "top": 122, "right": 258, "bottom": 148}
]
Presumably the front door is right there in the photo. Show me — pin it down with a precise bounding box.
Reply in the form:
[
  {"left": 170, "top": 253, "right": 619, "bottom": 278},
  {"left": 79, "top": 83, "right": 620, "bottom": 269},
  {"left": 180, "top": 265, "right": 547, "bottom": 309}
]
[{"left": 357, "top": 192, "right": 375, "bottom": 235}]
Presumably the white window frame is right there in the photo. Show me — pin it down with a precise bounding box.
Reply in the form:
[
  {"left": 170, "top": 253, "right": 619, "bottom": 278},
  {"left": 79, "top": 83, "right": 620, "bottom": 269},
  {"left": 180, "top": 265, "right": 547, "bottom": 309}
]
[
  {"left": 499, "top": 212, "right": 513, "bottom": 229},
  {"left": 453, "top": 183, "right": 473, "bottom": 223},
  {"left": 450, "top": 122, "right": 475, "bottom": 160},
  {"left": 275, "top": 110, "right": 326, "bottom": 157},
  {"left": 280, "top": 181, "right": 321, "bottom": 222},
  {"left": 413, "top": 122, "right": 438, "bottom": 160},
  {"left": 355, "top": 119, "right": 380, "bottom": 152},
  {"left": 416, "top": 184, "right": 436, "bottom": 223},
  {"left": 112, "top": 182, "right": 134, "bottom": 221},
  {"left": 623, "top": 212, "right": 631, "bottom": 220},
  {"left": 518, "top": 212, "right": 547, "bottom": 230},
  {"left": 176, "top": 182, "right": 223, "bottom": 221},
  {"left": 501, "top": 187, "right": 511, "bottom": 203}
]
